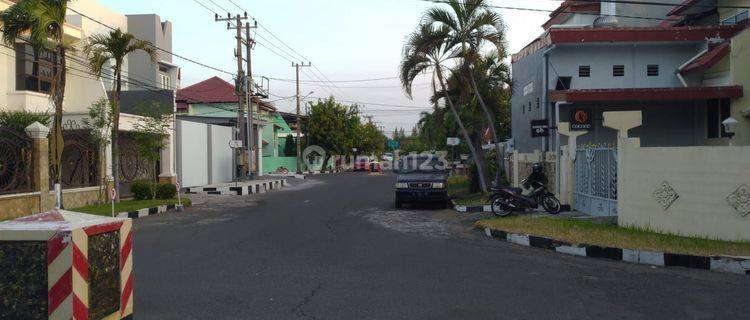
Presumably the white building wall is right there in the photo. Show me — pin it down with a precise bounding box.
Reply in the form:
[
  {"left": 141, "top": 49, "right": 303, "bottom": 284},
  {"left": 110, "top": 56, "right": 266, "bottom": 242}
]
[
  {"left": 177, "top": 120, "right": 209, "bottom": 187},
  {"left": 210, "top": 125, "right": 234, "bottom": 184}
]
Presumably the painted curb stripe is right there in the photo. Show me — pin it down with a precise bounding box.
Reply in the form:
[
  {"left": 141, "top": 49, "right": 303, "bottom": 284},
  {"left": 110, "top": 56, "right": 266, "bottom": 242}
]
[
  {"left": 72, "top": 294, "right": 88, "bottom": 320},
  {"left": 483, "top": 228, "right": 750, "bottom": 275},
  {"left": 48, "top": 268, "right": 72, "bottom": 315},
  {"left": 47, "top": 233, "right": 69, "bottom": 265},
  {"left": 120, "top": 231, "right": 133, "bottom": 270},
  {"left": 72, "top": 244, "right": 88, "bottom": 282},
  {"left": 83, "top": 222, "right": 123, "bottom": 236},
  {"left": 585, "top": 246, "right": 624, "bottom": 260},
  {"left": 120, "top": 274, "right": 134, "bottom": 317},
  {"left": 665, "top": 253, "right": 711, "bottom": 270}
]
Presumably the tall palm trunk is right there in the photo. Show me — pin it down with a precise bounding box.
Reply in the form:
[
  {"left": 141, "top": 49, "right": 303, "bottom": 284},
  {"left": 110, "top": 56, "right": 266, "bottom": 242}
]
[
  {"left": 462, "top": 43, "right": 505, "bottom": 187},
  {"left": 436, "top": 65, "right": 488, "bottom": 193},
  {"left": 52, "top": 46, "right": 67, "bottom": 209},
  {"left": 112, "top": 61, "right": 122, "bottom": 202}
]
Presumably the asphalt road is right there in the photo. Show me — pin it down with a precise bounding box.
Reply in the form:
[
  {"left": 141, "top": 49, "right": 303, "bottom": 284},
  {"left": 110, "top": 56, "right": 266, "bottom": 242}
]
[{"left": 133, "top": 173, "right": 750, "bottom": 319}]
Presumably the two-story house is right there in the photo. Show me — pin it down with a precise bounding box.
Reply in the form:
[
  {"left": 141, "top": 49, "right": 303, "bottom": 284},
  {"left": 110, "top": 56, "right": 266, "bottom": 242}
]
[
  {"left": 0, "top": 0, "right": 180, "bottom": 198},
  {"left": 510, "top": 0, "right": 749, "bottom": 216}
]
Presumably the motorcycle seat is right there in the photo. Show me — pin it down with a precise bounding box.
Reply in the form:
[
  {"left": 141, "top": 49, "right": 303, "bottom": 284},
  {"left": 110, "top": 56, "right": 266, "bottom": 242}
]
[{"left": 492, "top": 186, "right": 523, "bottom": 194}]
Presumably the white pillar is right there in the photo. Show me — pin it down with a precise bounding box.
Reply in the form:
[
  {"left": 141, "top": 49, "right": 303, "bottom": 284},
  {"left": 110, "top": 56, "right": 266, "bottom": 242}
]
[
  {"left": 557, "top": 122, "right": 589, "bottom": 205},
  {"left": 158, "top": 121, "right": 177, "bottom": 183},
  {"left": 257, "top": 127, "right": 264, "bottom": 177}
]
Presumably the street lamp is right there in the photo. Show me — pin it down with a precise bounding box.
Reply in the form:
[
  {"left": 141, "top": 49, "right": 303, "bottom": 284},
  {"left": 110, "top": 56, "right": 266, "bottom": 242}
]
[{"left": 723, "top": 117, "right": 738, "bottom": 146}]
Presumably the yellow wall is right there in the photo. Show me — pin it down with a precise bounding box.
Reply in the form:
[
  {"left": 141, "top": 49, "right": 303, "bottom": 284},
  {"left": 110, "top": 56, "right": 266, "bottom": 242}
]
[
  {"left": 730, "top": 28, "right": 750, "bottom": 145},
  {"left": 618, "top": 139, "right": 750, "bottom": 242},
  {"left": 0, "top": 193, "right": 41, "bottom": 221}
]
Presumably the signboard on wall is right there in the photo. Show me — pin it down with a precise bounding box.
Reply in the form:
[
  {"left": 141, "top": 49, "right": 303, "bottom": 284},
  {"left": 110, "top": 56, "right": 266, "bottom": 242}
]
[
  {"left": 570, "top": 108, "right": 593, "bottom": 131},
  {"left": 530, "top": 120, "right": 549, "bottom": 138}
]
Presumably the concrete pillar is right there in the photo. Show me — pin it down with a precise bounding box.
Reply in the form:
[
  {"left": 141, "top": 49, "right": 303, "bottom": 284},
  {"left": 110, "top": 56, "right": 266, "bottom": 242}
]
[
  {"left": 603, "top": 111, "right": 643, "bottom": 216},
  {"left": 257, "top": 128, "right": 264, "bottom": 177},
  {"left": 158, "top": 121, "right": 177, "bottom": 184},
  {"left": 512, "top": 150, "right": 519, "bottom": 187},
  {"left": 557, "top": 122, "right": 589, "bottom": 206},
  {"left": 25, "top": 122, "right": 53, "bottom": 211}
]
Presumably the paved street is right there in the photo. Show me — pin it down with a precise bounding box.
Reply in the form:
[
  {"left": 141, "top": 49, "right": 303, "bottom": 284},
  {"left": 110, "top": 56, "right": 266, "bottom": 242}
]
[{"left": 133, "top": 173, "right": 750, "bottom": 319}]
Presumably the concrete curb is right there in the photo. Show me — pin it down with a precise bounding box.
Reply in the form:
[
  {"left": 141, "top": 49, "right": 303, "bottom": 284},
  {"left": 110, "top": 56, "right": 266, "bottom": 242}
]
[
  {"left": 117, "top": 203, "right": 185, "bottom": 219},
  {"left": 481, "top": 227, "right": 750, "bottom": 275},
  {"left": 186, "top": 179, "right": 286, "bottom": 196},
  {"left": 451, "top": 200, "right": 491, "bottom": 213}
]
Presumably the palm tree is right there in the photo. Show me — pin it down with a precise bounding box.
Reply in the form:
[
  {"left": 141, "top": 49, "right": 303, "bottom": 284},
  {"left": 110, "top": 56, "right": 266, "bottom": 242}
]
[
  {"left": 84, "top": 28, "right": 157, "bottom": 201},
  {"left": 400, "top": 23, "right": 489, "bottom": 192},
  {"left": 423, "top": 0, "right": 508, "bottom": 186},
  {"left": 1, "top": 0, "right": 70, "bottom": 208}
]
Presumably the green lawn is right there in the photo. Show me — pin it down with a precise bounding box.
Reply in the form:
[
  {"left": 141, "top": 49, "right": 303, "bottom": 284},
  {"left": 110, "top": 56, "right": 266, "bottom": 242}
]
[
  {"left": 448, "top": 176, "right": 488, "bottom": 206},
  {"left": 72, "top": 198, "right": 190, "bottom": 217},
  {"left": 477, "top": 216, "right": 750, "bottom": 257}
]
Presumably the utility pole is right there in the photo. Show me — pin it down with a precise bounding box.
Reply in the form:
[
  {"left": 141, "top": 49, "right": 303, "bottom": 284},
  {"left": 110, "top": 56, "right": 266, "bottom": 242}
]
[
  {"left": 216, "top": 12, "right": 248, "bottom": 180},
  {"left": 244, "top": 21, "right": 257, "bottom": 178},
  {"left": 293, "top": 62, "right": 311, "bottom": 174}
]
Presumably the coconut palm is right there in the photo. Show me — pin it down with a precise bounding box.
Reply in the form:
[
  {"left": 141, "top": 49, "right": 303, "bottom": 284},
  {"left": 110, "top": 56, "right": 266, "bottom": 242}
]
[
  {"left": 1, "top": 0, "right": 71, "bottom": 208},
  {"left": 84, "top": 28, "right": 157, "bottom": 201},
  {"left": 423, "top": 0, "right": 508, "bottom": 186},
  {"left": 400, "top": 23, "right": 489, "bottom": 192}
]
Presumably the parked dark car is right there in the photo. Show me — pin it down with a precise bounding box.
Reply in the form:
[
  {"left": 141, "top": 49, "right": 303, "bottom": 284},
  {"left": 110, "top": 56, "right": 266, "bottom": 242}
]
[{"left": 394, "top": 155, "right": 449, "bottom": 209}]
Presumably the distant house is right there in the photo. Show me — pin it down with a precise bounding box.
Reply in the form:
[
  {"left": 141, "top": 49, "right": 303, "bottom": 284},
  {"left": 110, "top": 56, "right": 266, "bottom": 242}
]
[{"left": 175, "top": 76, "right": 301, "bottom": 174}]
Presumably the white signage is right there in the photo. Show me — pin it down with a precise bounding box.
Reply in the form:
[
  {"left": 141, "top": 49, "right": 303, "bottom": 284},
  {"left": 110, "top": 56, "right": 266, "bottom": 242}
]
[
  {"left": 446, "top": 137, "right": 460, "bottom": 146},
  {"left": 229, "top": 140, "right": 244, "bottom": 149}
]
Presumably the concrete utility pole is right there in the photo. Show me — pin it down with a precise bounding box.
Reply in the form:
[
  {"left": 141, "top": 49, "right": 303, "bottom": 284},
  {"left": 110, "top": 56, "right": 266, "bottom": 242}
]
[
  {"left": 244, "top": 21, "right": 257, "bottom": 178},
  {"left": 293, "top": 62, "right": 311, "bottom": 174},
  {"left": 216, "top": 12, "right": 248, "bottom": 180}
]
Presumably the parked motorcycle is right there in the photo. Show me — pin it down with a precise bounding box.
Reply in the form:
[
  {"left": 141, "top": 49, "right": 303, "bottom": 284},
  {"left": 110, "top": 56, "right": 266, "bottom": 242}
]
[{"left": 489, "top": 163, "right": 561, "bottom": 217}]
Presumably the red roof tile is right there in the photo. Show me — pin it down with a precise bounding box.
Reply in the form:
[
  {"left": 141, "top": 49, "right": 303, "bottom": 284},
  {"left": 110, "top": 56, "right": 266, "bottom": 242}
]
[{"left": 176, "top": 76, "right": 275, "bottom": 111}]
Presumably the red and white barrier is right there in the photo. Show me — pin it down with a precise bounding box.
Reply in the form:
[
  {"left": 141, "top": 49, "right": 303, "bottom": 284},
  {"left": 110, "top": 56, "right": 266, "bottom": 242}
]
[{"left": 0, "top": 210, "right": 134, "bottom": 319}]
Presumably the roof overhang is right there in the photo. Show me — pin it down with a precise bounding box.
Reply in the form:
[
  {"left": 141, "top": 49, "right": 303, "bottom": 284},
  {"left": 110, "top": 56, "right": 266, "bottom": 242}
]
[
  {"left": 549, "top": 86, "right": 743, "bottom": 102},
  {"left": 681, "top": 41, "right": 730, "bottom": 74},
  {"left": 513, "top": 25, "right": 739, "bottom": 63},
  {"left": 548, "top": 25, "right": 739, "bottom": 43},
  {"left": 667, "top": 0, "right": 716, "bottom": 16},
  {"left": 542, "top": 1, "right": 601, "bottom": 30}
]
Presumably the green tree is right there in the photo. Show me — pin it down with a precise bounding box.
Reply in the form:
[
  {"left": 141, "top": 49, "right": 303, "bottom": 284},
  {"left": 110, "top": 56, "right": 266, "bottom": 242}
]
[
  {"left": 307, "top": 97, "right": 361, "bottom": 170},
  {"left": 132, "top": 102, "right": 172, "bottom": 199},
  {"left": 423, "top": 0, "right": 508, "bottom": 186},
  {"left": 356, "top": 122, "right": 387, "bottom": 157},
  {"left": 82, "top": 98, "right": 115, "bottom": 204},
  {"left": 1, "top": 0, "right": 71, "bottom": 207},
  {"left": 283, "top": 134, "right": 297, "bottom": 157},
  {"left": 84, "top": 28, "right": 157, "bottom": 201},
  {"left": 400, "top": 23, "right": 489, "bottom": 192}
]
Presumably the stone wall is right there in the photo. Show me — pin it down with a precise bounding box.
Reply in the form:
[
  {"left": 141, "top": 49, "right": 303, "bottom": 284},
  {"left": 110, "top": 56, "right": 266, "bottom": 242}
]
[{"left": 0, "top": 193, "right": 41, "bottom": 221}]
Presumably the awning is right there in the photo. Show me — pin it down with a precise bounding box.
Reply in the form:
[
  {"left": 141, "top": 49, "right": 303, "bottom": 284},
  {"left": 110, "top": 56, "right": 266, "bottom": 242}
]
[
  {"left": 681, "top": 42, "right": 730, "bottom": 74},
  {"left": 549, "top": 86, "right": 743, "bottom": 102}
]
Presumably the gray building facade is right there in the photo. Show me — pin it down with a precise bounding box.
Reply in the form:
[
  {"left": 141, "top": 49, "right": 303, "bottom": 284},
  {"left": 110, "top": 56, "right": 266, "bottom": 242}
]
[{"left": 126, "top": 14, "right": 180, "bottom": 91}]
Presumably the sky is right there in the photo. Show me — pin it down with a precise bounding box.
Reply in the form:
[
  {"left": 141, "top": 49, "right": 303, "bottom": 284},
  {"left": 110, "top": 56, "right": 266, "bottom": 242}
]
[{"left": 100, "top": 0, "right": 563, "bottom": 136}]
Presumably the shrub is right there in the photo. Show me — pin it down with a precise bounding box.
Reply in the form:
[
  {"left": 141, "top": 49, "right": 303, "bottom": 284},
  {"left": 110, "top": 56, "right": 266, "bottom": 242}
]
[
  {"left": 0, "top": 110, "right": 51, "bottom": 133},
  {"left": 130, "top": 180, "right": 155, "bottom": 200},
  {"left": 155, "top": 183, "right": 177, "bottom": 200}
]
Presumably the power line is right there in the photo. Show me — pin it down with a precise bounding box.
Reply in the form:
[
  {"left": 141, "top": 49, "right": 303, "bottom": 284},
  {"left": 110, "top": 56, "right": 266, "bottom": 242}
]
[
  {"left": 420, "top": 0, "right": 668, "bottom": 21},
  {"left": 267, "top": 76, "right": 401, "bottom": 83}
]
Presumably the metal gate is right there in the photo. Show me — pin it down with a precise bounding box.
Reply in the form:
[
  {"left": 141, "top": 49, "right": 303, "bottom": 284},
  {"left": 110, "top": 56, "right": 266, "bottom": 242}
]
[{"left": 573, "top": 148, "right": 617, "bottom": 216}]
